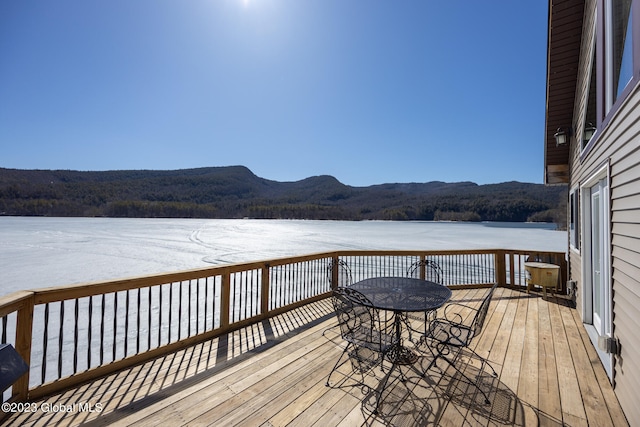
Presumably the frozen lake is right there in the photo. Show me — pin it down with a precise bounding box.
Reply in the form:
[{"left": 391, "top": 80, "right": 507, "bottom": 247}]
[{"left": 0, "top": 217, "right": 566, "bottom": 297}]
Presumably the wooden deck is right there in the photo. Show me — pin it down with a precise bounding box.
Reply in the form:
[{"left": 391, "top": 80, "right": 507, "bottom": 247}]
[{"left": 4, "top": 288, "right": 628, "bottom": 426}]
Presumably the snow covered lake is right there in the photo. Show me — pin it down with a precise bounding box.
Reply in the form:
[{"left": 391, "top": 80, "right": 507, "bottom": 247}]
[{"left": 0, "top": 217, "right": 566, "bottom": 297}]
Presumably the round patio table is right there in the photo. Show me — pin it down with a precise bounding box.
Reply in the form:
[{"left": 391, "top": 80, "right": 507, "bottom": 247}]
[{"left": 349, "top": 277, "right": 452, "bottom": 364}]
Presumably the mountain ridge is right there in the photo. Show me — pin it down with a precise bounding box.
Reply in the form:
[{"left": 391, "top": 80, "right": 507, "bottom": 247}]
[{"left": 0, "top": 166, "right": 567, "bottom": 225}]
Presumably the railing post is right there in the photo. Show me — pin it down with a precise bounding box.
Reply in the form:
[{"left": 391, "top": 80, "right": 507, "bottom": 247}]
[
  {"left": 14, "top": 293, "right": 34, "bottom": 400},
  {"left": 261, "top": 263, "right": 270, "bottom": 315},
  {"left": 221, "top": 272, "right": 230, "bottom": 328},
  {"left": 330, "top": 255, "right": 339, "bottom": 290},
  {"left": 495, "top": 250, "right": 507, "bottom": 287}
]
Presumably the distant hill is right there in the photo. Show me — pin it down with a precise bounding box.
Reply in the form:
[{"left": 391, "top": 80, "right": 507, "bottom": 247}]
[{"left": 0, "top": 166, "right": 567, "bottom": 226}]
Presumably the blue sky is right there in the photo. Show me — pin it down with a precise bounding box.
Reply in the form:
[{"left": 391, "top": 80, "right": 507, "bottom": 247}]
[{"left": 0, "top": 1, "right": 548, "bottom": 187}]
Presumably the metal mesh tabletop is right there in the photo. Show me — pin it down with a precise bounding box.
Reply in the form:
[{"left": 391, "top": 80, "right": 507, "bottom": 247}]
[{"left": 349, "top": 277, "right": 452, "bottom": 312}]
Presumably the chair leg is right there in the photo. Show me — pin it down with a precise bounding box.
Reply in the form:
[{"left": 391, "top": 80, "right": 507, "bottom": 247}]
[{"left": 326, "top": 344, "right": 351, "bottom": 387}]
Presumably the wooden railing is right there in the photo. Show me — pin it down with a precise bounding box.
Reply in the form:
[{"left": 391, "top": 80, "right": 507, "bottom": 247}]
[{"left": 0, "top": 249, "right": 566, "bottom": 406}]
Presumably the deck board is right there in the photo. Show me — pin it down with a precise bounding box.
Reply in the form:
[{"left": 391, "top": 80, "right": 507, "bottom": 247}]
[
  {"left": 4, "top": 288, "right": 628, "bottom": 426},
  {"left": 571, "top": 309, "right": 629, "bottom": 427},
  {"left": 549, "top": 295, "right": 587, "bottom": 425},
  {"left": 536, "top": 293, "right": 563, "bottom": 426},
  {"left": 560, "top": 306, "right": 612, "bottom": 426}
]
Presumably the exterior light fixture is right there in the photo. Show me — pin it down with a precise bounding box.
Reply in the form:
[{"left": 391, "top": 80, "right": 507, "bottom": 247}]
[
  {"left": 583, "top": 123, "right": 596, "bottom": 142},
  {"left": 554, "top": 127, "right": 572, "bottom": 146}
]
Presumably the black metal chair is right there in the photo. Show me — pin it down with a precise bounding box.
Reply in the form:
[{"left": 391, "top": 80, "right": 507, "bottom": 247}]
[
  {"left": 0, "top": 343, "right": 29, "bottom": 392},
  {"left": 423, "top": 283, "right": 499, "bottom": 404},
  {"left": 326, "top": 287, "right": 397, "bottom": 393},
  {"left": 407, "top": 259, "right": 443, "bottom": 283},
  {"left": 406, "top": 260, "right": 443, "bottom": 336},
  {"left": 322, "top": 259, "right": 354, "bottom": 338},
  {"left": 327, "top": 259, "right": 353, "bottom": 288}
]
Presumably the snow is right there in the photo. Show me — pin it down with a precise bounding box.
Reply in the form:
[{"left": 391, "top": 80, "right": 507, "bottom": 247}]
[{"left": 0, "top": 217, "right": 565, "bottom": 297}]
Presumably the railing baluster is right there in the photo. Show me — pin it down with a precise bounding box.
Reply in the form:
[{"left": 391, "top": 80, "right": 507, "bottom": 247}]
[
  {"left": 251, "top": 270, "right": 255, "bottom": 318},
  {"left": 158, "top": 284, "right": 163, "bottom": 346},
  {"left": 205, "top": 277, "right": 209, "bottom": 331},
  {"left": 88, "top": 296, "right": 93, "bottom": 369},
  {"left": 243, "top": 271, "right": 247, "bottom": 320},
  {"left": 237, "top": 274, "right": 241, "bottom": 337},
  {"left": 179, "top": 281, "right": 183, "bottom": 340},
  {"left": 148, "top": 287, "right": 152, "bottom": 351},
  {"left": 241, "top": 272, "right": 246, "bottom": 320},
  {"left": 58, "top": 301, "right": 64, "bottom": 379},
  {"left": 168, "top": 283, "right": 173, "bottom": 343},
  {"left": 287, "top": 265, "right": 292, "bottom": 305},
  {"left": 136, "top": 288, "right": 141, "bottom": 355},
  {"left": 124, "top": 290, "right": 130, "bottom": 357},
  {"left": 73, "top": 299, "right": 79, "bottom": 374},
  {"left": 41, "top": 303, "right": 49, "bottom": 384},
  {"left": 255, "top": 270, "right": 259, "bottom": 316},
  {"left": 112, "top": 292, "right": 118, "bottom": 362},
  {"left": 230, "top": 275, "right": 235, "bottom": 323},
  {"left": 250, "top": 270, "right": 255, "bottom": 317},
  {"left": 236, "top": 274, "right": 239, "bottom": 324},
  {"left": 1, "top": 315, "right": 6, "bottom": 343},
  {"left": 100, "top": 294, "right": 105, "bottom": 366},
  {"left": 215, "top": 275, "right": 219, "bottom": 328},
  {"left": 187, "top": 280, "right": 192, "bottom": 338},
  {"left": 196, "top": 279, "right": 200, "bottom": 335}
]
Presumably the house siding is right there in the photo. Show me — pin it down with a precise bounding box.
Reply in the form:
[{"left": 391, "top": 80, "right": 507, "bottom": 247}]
[
  {"left": 575, "top": 87, "right": 640, "bottom": 426},
  {"left": 566, "top": 0, "right": 640, "bottom": 422},
  {"left": 573, "top": 77, "right": 640, "bottom": 427}
]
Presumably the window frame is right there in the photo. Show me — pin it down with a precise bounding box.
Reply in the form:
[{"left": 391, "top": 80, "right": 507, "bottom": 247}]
[
  {"left": 598, "top": 0, "right": 639, "bottom": 122},
  {"left": 569, "top": 187, "right": 580, "bottom": 253},
  {"left": 583, "top": 0, "right": 640, "bottom": 160}
]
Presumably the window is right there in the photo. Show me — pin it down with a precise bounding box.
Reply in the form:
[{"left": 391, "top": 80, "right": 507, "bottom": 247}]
[
  {"left": 605, "top": 0, "right": 634, "bottom": 113},
  {"left": 583, "top": 0, "right": 637, "bottom": 156},
  {"left": 570, "top": 189, "right": 580, "bottom": 251}
]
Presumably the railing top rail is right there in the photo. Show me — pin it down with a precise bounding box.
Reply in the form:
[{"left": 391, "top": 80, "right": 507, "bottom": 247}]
[
  {"left": 28, "top": 251, "right": 337, "bottom": 304},
  {"left": 337, "top": 249, "right": 566, "bottom": 256},
  {"left": 0, "top": 291, "right": 33, "bottom": 318}
]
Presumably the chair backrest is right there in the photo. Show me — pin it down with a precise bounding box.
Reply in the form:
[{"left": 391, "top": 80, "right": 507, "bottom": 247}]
[
  {"left": 0, "top": 343, "right": 29, "bottom": 392},
  {"left": 327, "top": 259, "right": 353, "bottom": 287},
  {"left": 471, "top": 283, "right": 499, "bottom": 337},
  {"left": 407, "top": 259, "right": 443, "bottom": 283},
  {"left": 331, "top": 287, "right": 377, "bottom": 341}
]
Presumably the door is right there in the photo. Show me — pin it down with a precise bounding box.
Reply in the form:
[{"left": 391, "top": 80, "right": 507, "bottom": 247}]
[
  {"left": 591, "top": 183, "right": 606, "bottom": 336},
  {"left": 582, "top": 173, "right": 612, "bottom": 379}
]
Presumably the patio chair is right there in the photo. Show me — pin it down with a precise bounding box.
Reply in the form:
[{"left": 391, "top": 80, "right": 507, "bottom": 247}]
[
  {"left": 326, "top": 287, "right": 396, "bottom": 393},
  {"left": 0, "top": 343, "right": 29, "bottom": 392},
  {"left": 322, "top": 259, "right": 354, "bottom": 338},
  {"left": 407, "top": 259, "right": 443, "bottom": 283},
  {"left": 327, "top": 259, "right": 353, "bottom": 288},
  {"left": 406, "top": 260, "right": 443, "bottom": 336},
  {"left": 423, "top": 283, "right": 499, "bottom": 404}
]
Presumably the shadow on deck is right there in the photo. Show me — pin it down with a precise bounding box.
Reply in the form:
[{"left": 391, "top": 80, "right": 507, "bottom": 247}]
[{"left": 3, "top": 288, "right": 628, "bottom": 427}]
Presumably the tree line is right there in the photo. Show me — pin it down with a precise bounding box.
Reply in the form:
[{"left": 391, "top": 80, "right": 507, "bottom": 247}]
[{"left": 0, "top": 166, "right": 567, "bottom": 227}]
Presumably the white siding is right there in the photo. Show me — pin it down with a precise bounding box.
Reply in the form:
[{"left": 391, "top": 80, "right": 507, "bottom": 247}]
[{"left": 567, "top": 0, "right": 640, "bottom": 421}]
